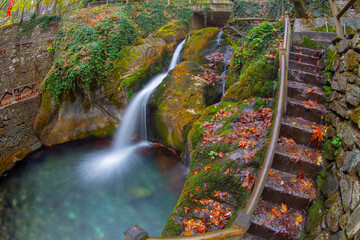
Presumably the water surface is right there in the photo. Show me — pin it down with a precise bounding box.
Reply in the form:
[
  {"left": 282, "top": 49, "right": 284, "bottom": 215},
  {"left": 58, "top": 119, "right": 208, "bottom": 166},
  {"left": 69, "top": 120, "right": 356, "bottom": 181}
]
[{"left": 0, "top": 138, "right": 186, "bottom": 240}]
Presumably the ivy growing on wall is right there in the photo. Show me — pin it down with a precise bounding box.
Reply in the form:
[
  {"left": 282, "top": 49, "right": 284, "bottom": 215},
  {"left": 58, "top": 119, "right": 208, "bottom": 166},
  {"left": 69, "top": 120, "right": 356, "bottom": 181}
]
[{"left": 202, "top": 6, "right": 213, "bottom": 27}]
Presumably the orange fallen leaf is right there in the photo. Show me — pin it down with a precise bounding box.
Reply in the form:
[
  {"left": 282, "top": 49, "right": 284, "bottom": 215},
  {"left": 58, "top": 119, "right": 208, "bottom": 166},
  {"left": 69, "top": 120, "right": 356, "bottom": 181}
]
[
  {"left": 291, "top": 179, "right": 297, "bottom": 182},
  {"left": 218, "top": 152, "right": 224, "bottom": 158},
  {"left": 295, "top": 215, "right": 303, "bottom": 225},
  {"left": 204, "top": 164, "right": 212, "bottom": 171},
  {"left": 238, "top": 139, "right": 247, "bottom": 148},
  {"left": 280, "top": 203, "right": 287, "bottom": 213},
  {"left": 310, "top": 125, "right": 323, "bottom": 146},
  {"left": 269, "top": 169, "right": 275, "bottom": 175},
  {"left": 196, "top": 186, "right": 200, "bottom": 192},
  {"left": 225, "top": 168, "right": 230, "bottom": 175}
]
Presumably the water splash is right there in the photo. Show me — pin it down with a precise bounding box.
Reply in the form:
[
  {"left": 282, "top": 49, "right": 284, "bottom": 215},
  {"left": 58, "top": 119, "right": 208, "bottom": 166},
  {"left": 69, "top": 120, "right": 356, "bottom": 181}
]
[{"left": 79, "top": 40, "right": 186, "bottom": 182}]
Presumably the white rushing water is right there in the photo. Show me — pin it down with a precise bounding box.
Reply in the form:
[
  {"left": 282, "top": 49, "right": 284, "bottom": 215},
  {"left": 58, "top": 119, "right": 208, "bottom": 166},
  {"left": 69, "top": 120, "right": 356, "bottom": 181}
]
[{"left": 79, "top": 40, "right": 186, "bottom": 182}]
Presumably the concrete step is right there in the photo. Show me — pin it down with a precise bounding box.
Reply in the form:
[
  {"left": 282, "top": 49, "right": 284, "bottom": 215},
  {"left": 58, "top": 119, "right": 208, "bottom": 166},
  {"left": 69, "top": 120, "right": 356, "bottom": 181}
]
[
  {"left": 290, "top": 45, "right": 323, "bottom": 57},
  {"left": 280, "top": 116, "right": 326, "bottom": 149},
  {"left": 241, "top": 233, "right": 265, "bottom": 240},
  {"left": 248, "top": 200, "right": 306, "bottom": 240},
  {"left": 262, "top": 169, "right": 316, "bottom": 209},
  {"left": 287, "top": 81, "right": 325, "bottom": 104},
  {"left": 285, "top": 98, "right": 326, "bottom": 125},
  {"left": 289, "top": 52, "right": 319, "bottom": 66},
  {"left": 273, "top": 139, "right": 323, "bottom": 180},
  {"left": 289, "top": 60, "right": 322, "bottom": 75},
  {"left": 288, "top": 69, "right": 323, "bottom": 87}
]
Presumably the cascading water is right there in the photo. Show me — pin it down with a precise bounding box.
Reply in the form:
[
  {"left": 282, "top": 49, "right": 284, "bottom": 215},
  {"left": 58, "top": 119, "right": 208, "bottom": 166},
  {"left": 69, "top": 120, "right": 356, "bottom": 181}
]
[{"left": 79, "top": 40, "right": 186, "bottom": 182}]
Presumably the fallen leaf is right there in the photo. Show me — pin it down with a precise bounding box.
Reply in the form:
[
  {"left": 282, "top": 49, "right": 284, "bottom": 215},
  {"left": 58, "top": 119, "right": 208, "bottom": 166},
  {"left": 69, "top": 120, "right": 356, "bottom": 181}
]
[
  {"left": 238, "top": 139, "right": 247, "bottom": 148},
  {"left": 219, "top": 152, "right": 224, "bottom": 158},
  {"left": 295, "top": 215, "right": 303, "bottom": 225},
  {"left": 269, "top": 169, "right": 275, "bottom": 175},
  {"left": 204, "top": 164, "right": 212, "bottom": 171},
  {"left": 280, "top": 203, "right": 287, "bottom": 213},
  {"left": 225, "top": 168, "right": 230, "bottom": 175},
  {"left": 310, "top": 125, "right": 324, "bottom": 146}
]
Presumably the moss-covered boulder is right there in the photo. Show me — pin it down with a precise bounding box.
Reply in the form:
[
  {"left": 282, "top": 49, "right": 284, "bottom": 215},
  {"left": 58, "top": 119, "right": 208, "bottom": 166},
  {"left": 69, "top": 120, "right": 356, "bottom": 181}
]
[
  {"left": 150, "top": 61, "right": 219, "bottom": 151},
  {"left": 35, "top": 38, "right": 169, "bottom": 146},
  {"left": 223, "top": 57, "right": 278, "bottom": 102},
  {"left": 154, "top": 24, "right": 186, "bottom": 51},
  {"left": 182, "top": 27, "right": 219, "bottom": 61}
]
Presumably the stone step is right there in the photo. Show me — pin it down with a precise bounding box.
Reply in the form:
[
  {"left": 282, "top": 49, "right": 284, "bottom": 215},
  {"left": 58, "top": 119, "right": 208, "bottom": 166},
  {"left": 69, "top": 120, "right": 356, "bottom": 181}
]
[
  {"left": 291, "top": 45, "right": 323, "bottom": 57},
  {"left": 241, "top": 233, "right": 265, "bottom": 240},
  {"left": 286, "top": 98, "right": 326, "bottom": 125},
  {"left": 273, "top": 139, "right": 323, "bottom": 180},
  {"left": 280, "top": 116, "right": 325, "bottom": 149},
  {"left": 288, "top": 69, "right": 323, "bottom": 87},
  {"left": 248, "top": 200, "right": 306, "bottom": 240},
  {"left": 289, "top": 52, "right": 319, "bottom": 66},
  {"left": 289, "top": 60, "right": 322, "bottom": 75},
  {"left": 262, "top": 169, "right": 317, "bottom": 209},
  {"left": 287, "top": 81, "right": 325, "bottom": 104}
]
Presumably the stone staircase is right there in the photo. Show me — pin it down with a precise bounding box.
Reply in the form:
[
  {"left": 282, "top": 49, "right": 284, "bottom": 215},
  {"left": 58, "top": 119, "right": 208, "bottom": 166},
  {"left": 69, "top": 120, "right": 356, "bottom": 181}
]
[{"left": 243, "top": 45, "right": 326, "bottom": 239}]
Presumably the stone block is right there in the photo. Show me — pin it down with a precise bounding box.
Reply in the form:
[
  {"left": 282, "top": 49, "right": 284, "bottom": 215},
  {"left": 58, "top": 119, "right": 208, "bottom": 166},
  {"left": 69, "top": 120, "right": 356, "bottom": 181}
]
[
  {"left": 330, "top": 230, "right": 347, "bottom": 240},
  {"left": 350, "top": 107, "right": 360, "bottom": 128},
  {"left": 343, "top": 149, "right": 360, "bottom": 173},
  {"left": 340, "top": 175, "right": 353, "bottom": 213},
  {"left": 338, "top": 39, "right": 351, "bottom": 54},
  {"left": 345, "top": 84, "right": 360, "bottom": 106},
  {"left": 335, "top": 147, "right": 346, "bottom": 169},
  {"left": 343, "top": 50, "right": 360, "bottom": 72},
  {"left": 322, "top": 170, "right": 339, "bottom": 198},
  {"left": 351, "top": 180, "right": 360, "bottom": 211},
  {"left": 351, "top": 34, "right": 360, "bottom": 53},
  {"left": 339, "top": 123, "right": 355, "bottom": 150},
  {"left": 346, "top": 204, "right": 360, "bottom": 238}
]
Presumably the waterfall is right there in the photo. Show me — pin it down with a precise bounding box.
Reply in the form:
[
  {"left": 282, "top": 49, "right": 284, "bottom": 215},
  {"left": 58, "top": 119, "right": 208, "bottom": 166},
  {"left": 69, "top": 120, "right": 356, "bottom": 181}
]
[{"left": 79, "top": 40, "right": 186, "bottom": 182}]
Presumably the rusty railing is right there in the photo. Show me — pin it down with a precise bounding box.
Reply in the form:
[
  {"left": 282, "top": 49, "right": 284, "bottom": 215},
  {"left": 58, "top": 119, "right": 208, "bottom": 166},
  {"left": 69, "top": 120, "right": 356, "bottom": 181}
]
[
  {"left": 0, "top": 83, "right": 40, "bottom": 107},
  {"left": 124, "top": 16, "right": 291, "bottom": 240}
]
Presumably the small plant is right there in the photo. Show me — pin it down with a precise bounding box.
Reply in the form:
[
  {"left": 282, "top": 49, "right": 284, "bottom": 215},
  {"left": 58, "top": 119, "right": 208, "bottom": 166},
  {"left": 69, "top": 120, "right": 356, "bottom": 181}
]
[
  {"left": 331, "top": 135, "right": 342, "bottom": 156},
  {"left": 208, "top": 150, "right": 218, "bottom": 159}
]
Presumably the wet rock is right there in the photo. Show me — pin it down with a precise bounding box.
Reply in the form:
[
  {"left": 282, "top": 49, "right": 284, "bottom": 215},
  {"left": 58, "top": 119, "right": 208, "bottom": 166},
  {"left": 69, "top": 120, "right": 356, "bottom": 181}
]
[
  {"left": 322, "top": 169, "right": 339, "bottom": 198},
  {"left": 339, "top": 213, "right": 349, "bottom": 230},
  {"left": 325, "top": 192, "right": 343, "bottom": 233},
  {"left": 343, "top": 149, "right": 360, "bottom": 173},
  {"left": 332, "top": 72, "right": 349, "bottom": 92},
  {"left": 339, "top": 175, "right": 353, "bottom": 213},
  {"left": 345, "top": 84, "right": 360, "bottom": 106},
  {"left": 314, "top": 233, "right": 327, "bottom": 240},
  {"left": 338, "top": 39, "right": 350, "bottom": 54},
  {"left": 343, "top": 50, "right": 360, "bottom": 72},
  {"left": 351, "top": 180, "right": 360, "bottom": 211},
  {"left": 330, "top": 230, "right": 347, "bottom": 240},
  {"left": 346, "top": 203, "right": 360, "bottom": 238}
]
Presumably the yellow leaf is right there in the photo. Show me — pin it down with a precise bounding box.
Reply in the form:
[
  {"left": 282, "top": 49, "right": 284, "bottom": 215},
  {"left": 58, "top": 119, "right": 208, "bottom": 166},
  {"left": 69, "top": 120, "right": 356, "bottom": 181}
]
[
  {"left": 280, "top": 203, "right": 287, "bottom": 213},
  {"left": 291, "top": 179, "right": 297, "bottom": 182}
]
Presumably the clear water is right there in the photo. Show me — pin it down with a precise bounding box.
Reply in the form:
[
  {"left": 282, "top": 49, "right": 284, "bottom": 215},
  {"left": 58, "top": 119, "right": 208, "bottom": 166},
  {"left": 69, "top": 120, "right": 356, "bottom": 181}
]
[{"left": 0, "top": 139, "right": 186, "bottom": 240}]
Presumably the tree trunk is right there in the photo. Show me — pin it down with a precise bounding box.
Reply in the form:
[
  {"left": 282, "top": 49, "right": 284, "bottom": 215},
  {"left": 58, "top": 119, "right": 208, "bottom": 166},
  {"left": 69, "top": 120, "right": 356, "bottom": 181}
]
[
  {"left": 35, "top": 0, "right": 42, "bottom": 17},
  {"left": 291, "top": 0, "right": 309, "bottom": 18},
  {"left": 52, "top": 0, "right": 58, "bottom": 14}
]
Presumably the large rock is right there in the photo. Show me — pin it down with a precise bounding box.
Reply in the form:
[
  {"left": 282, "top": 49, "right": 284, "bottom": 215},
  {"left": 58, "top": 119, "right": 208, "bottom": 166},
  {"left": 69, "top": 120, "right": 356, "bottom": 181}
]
[
  {"left": 154, "top": 24, "right": 186, "bottom": 51},
  {"left": 343, "top": 149, "right": 360, "bottom": 173},
  {"left": 346, "top": 203, "right": 360, "bottom": 238},
  {"left": 350, "top": 106, "right": 360, "bottom": 128},
  {"left": 182, "top": 27, "right": 219, "bottom": 61},
  {"left": 351, "top": 180, "right": 360, "bottom": 211},
  {"left": 35, "top": 38, "right": 169, "bottom": 146},
  {"left": 322, "top": 167, "right": 339, "bottom": 198},
  {"left": 343, "top": 49, "right": 359, "bottom": 72},
  {"left": 325, "top": 192, "right": 344, "bottom": 233},
  {"left": 345, "top": 84, "right": 360, "bottom": 106},
  {"left": 150, "top": 61, "right": 220, "bottom": 151},
  {"left": 339, "top": 175, "right": 353, "bottom": 213}
]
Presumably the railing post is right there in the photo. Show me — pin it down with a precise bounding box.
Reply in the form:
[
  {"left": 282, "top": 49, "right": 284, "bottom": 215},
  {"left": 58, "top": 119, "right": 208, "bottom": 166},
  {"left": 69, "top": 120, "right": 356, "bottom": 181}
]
[{"left": 328, "top": 0, "right": 344, "bottom": 39}]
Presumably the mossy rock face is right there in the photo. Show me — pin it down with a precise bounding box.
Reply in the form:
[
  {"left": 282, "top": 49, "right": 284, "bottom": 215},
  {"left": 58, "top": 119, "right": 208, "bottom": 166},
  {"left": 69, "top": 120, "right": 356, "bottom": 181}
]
[
  {"left": 223, "top": 57, "right": 278, "bottom": 102},
  {"left": 161, "top": 99, "right": 274, "bottom": 236},
  {"left": 154, "top": 24, "right": 186, "bottom": 50},
  {"left": 35, "top": 38, "right": 170, "bottom": 146},
  {"left": 182, "top": 27, "right": 219, "bottom": 61},
  {"left": 34, "top": 85, "right": 118, "bottom": 146},
  {"left": 150, "top": 61, "right": 217, "bottom": 151},
  {"left": 109, "top": 37, "right": 169, "bottom": 105}
]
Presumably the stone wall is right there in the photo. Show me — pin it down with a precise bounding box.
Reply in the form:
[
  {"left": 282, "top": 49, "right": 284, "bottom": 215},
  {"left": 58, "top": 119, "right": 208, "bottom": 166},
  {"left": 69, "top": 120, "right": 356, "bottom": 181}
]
[
  {"left": 0, "top": 22, "right": 59, "bottom": 175},
  {"left": 0, "top": 22, "right": 58, "bottom": 91},
  {"left": 306, "top": 34, "right": 360, "bottom": 239},
  {"left": 0, "top": 96, "right": 42, "bottom": 175}
]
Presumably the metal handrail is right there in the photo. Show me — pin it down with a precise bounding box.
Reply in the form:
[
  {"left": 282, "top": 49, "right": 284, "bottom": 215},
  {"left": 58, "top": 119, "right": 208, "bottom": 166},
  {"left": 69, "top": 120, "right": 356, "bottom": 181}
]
[
  {"left": 243, "top": 15, "right": 290, "bottom": 216},
  {"left": 329, "top": 0, "right": 358, "bottom": 40},
  {"left": 124, "top": 16, "right": 291, "bottom": 240}
]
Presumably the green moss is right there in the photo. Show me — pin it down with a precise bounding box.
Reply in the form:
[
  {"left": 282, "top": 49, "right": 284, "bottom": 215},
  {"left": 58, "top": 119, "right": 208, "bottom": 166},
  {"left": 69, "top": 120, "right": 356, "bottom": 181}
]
[
  {"left": 155, "top": 23, "right": 185, "bottom": 39},
  {"left": 315, "top": 24, "right": 336, "bottom": 33},
  {"left": 302, "top": 37, "right": 322, "bottom": 49},
  {"left": 307, "top": 200, "right": 323, "bottom": 227},
  {"left": 325, "top": 46, "right": 339, "bottom": 72},
  {"left": 322, "top": 139, "right": 335, "bottom": 160},
  {"left": 183, "top": 27, "right": 219, "bottom": 61},
  {"left": 86, "top": 124, "right": 116, "bottom": 137},
  {"left": 323, "top": 85, "right": 332, "bottom": 102}
]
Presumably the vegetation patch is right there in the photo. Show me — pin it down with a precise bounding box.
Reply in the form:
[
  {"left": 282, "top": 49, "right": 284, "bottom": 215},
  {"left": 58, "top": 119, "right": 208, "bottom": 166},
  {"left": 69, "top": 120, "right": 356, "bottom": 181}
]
[{"left": 162, "top": 99, "right": 274, "bottom": 236}]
